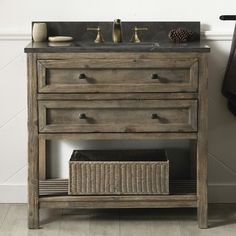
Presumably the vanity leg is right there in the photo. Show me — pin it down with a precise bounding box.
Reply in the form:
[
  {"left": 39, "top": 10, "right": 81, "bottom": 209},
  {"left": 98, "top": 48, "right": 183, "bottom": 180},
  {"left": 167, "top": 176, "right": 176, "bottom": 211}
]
[
  {"left": 28, "top": 135, "right": 39, "bottom": 229},
  {"left": 197, "top": 138, "right": 208, "bottom": 229},
  {"left": 197, "top": 54, "right": 208, "bottom": 229},
  {"left": 28, "top": 53, "right": 40, "bottom": 229},
  {"left": 28, "top": 141, "right": 40, "bottom": 228}
]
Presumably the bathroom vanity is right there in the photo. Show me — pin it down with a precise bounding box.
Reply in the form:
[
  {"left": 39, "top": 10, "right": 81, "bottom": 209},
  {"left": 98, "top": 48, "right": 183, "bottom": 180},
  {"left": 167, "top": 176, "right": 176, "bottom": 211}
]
[{"left": 25, "top": 21, "right": 210, "bottom": 229}]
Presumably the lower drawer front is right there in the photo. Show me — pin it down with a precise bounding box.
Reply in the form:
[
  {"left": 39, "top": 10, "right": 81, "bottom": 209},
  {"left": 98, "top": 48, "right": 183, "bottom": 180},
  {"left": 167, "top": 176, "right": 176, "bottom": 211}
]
[{"left": 38, "top": 100, "right": 197, "bottom": 133}]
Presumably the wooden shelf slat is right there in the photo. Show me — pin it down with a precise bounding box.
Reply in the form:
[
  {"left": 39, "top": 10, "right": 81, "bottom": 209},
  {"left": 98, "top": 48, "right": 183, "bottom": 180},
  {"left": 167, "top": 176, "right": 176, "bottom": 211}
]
[
  {"left": 39, "top": 194, "right": 197, "bottom": 209},
  {"left": 39, "top": 179, "right": 196, "bottom": 197},
  {"left": 40, "top": 194, "right": 197, "bottom": 202},
  {"left": 39, "top": 179, "right": 68, "bottom": 195}
]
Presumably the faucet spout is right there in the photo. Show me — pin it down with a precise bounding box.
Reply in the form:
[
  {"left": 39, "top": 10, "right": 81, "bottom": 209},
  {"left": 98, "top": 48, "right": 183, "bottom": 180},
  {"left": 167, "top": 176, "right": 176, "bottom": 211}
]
[{"left": 112, "top": 19, "right": 122, "bottom": 43}]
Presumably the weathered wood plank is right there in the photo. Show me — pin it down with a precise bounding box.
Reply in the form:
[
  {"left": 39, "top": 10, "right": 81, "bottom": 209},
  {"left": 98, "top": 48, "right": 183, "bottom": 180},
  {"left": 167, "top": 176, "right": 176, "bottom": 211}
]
[
  {"left": 40, "top": 201, "right": 197, "bottom": 209},
  {"left": 37, "top": 93, "right": 198, "bottom": 100},
  {"left": 38, "top": 58, "right": 197, "bottom": 69},
  {"left": 36, "top": 52, "right": 202, "bottom": 60},
  {"left": 39, "top": 193, "right": 197, "bottom": 209},
  {"left": 197, "top": 53, "right": 208, "bottom": 228},
  {"left": 38, "top": 99, "right": 197, "bottom": 109},
  {"left": 27, "top": 53, "right": 39, "bottom": 229},
  {"left": 40, "top": 194, "right": 197, "bottom": 202},
  {"left": 39, "top": 132, "right": 197, "bottom": 140},
  {"left": 38, "top": 84, "right": 197, "bottom": 94}
]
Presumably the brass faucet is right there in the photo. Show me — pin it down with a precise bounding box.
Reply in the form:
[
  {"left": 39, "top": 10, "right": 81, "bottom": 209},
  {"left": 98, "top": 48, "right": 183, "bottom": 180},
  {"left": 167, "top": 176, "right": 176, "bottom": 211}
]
[
  {"left": 87, "top": 27, "right": 104, "bottom": 43},
  {"left": 130, "top": 26, "right": 148, "bottom": 43},
  {"left": 112, "top": 19, "right": 122, "bottom": 43},
  {"left": 87, "top": 22, "right": 148, "bottom": 44}
]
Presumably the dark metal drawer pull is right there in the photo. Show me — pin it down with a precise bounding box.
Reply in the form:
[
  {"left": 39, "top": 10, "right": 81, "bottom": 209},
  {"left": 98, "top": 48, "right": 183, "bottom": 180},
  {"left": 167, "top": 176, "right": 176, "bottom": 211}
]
[
  {"left": 151, "top": 113, "right": 159, "bottom": 119},
  {"left": 79, "top": 113, "right": 87, "bottom": 119},
  {"left": 79, "top": 73, "right": 87, "bottom": 79},
  {"left": 151, "top": 73, "right": 159, "bottom": 80},
  {"left": 151, "top": 113, "right": 169, "bottom": 123}
]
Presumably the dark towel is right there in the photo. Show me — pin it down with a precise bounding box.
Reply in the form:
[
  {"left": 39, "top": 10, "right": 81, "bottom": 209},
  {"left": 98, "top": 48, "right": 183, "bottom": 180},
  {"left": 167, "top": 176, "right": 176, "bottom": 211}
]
[{"left": 222, "top": 24, "right": 236, "bottom": 115}]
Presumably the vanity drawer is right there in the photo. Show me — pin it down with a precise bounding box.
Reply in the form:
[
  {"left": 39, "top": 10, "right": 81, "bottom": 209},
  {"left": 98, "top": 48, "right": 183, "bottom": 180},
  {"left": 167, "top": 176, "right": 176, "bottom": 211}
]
[
  {"left": 38, "top": 100, "right": 197, "bottom": 133},
  {"left": 37, "top": 58, "right": 198, "bottom": 93}
]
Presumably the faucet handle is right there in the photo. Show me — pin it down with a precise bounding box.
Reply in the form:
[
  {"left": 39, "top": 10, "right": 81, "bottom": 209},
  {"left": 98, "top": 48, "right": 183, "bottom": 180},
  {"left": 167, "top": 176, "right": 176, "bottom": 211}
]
[
  {"left": 130, "top": 26, "right": 148, "bottom": 43},
  {"left": 134, "top": 27, "right": 148, "bottom": 31},
  {"left": 87, "top": 27, "right": 104, "bottom": 43}
]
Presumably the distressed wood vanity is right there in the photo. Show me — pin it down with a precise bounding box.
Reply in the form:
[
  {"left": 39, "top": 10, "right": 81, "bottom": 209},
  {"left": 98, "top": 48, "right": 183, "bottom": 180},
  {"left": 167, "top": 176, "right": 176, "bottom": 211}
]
[{"left": 25, "top": 22, "right": 210, "bottom": 229}]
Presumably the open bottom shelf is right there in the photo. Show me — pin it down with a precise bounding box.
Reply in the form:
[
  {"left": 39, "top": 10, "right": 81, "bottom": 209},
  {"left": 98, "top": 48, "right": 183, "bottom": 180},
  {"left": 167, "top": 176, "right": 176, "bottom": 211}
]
[{"left": 39, "top": 179, "right": 197, "bottom": 209}]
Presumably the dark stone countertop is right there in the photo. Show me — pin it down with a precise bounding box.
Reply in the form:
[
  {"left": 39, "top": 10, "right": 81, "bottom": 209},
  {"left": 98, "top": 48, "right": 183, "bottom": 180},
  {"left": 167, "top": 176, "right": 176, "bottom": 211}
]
[
  {"left": 24, "top": 21, "right": 210, "bottom": 53},
  {"left": 24, "top": 41, "right": 210, "bottom": 53}
]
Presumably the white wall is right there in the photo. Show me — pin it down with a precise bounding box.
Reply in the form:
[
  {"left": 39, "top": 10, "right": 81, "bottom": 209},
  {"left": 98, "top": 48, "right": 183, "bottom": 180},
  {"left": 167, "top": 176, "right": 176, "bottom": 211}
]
[{"left": 0, "top": 0, "right": 236, "bottom": 203}]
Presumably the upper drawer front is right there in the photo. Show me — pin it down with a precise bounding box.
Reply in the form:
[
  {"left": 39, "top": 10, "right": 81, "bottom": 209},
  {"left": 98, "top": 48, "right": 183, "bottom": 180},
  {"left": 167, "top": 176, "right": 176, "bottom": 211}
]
[
  {"left": 37, "top": 58, "right": 198, "bottom": 93},
  {"left": 38, "top": 100, "right": 197, "bottom": 133}
]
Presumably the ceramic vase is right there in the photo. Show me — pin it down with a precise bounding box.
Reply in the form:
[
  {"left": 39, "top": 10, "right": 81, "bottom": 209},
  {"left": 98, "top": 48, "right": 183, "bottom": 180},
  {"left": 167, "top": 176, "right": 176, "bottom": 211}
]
[{"left": 32, "top": 23, "right": 47, "bottom": 42}]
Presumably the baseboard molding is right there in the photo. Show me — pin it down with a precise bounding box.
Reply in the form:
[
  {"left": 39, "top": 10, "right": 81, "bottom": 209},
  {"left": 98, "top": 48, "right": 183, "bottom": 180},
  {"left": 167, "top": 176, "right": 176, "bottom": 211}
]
[
  {"left": 0, "top": 184, "right": 235, "bottom": 203},
  {"left": 0, "top": 32, "right": 30, "bottom": 41},
  {"left": 0, "top": 184, "right": 27, "bottom": 203},
  {"left": 208, "top": 184, "right": 236, "bottom": 203},
  {"left": 0, "top": 30, "right": 233, "bottom": 41}
]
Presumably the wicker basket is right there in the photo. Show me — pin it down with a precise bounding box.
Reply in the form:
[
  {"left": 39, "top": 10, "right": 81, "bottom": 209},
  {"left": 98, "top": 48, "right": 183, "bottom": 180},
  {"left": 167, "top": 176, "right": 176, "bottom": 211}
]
[{"left": 68, "top": 150, "right": 169, "bottom": 195}]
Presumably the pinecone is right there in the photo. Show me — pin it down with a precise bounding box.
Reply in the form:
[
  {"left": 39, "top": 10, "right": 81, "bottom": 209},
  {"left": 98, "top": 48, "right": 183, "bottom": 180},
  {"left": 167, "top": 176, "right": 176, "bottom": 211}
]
[{"left": 168, "top": 28, "right": 194, "bottom": 43}]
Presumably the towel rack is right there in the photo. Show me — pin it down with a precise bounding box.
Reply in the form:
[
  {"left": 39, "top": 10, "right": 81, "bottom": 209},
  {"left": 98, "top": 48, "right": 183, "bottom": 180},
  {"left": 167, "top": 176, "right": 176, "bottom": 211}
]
[{"left": 220, "top": 15, "right": 236, "bottom": 20}]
